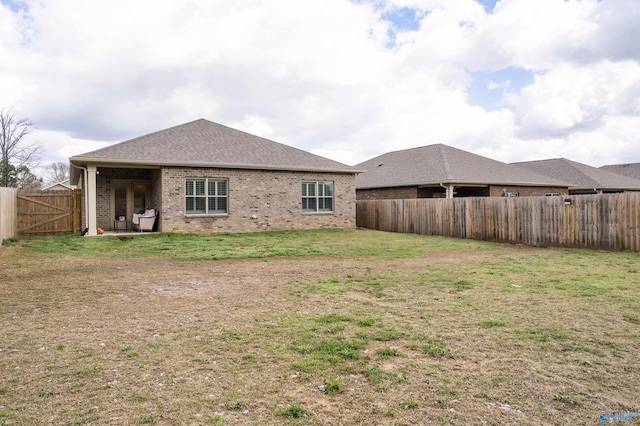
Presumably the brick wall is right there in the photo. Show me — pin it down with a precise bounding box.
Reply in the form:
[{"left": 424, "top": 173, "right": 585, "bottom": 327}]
[
  {"left": 159, "top": 167, "right": 357, "bottom": 234},
  {"left": 356, "top": 186, "right": 418, "bottom": 200}
]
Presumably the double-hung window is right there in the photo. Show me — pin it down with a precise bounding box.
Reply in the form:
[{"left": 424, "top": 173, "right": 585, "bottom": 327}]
[
  {"left": 302, "top": 181, "right": 333, "bottom": 213},
  {"left": 186, "top": 178, "right": 228, "bottom": 214}
]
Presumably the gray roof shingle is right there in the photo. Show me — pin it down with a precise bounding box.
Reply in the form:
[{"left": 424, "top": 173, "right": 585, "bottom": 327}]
[
  {"left": 355, "top": 144, "right": 569, "bottom": 189},
  {"left": 70, "top": 119, "right": 358, "bottom": 174},
  {"left": 513, "top": 158, "right": 640, "bottom": 191},
  {"left": 600, "top": 163, "right": 640, "bottom": 180}
]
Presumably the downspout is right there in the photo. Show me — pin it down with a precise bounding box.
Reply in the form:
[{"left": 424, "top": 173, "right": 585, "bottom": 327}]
[
  {"left": 439, "top": 182, "right": 452, "bottom": 198},
  {"left": 71, "top": 164, "right": 89, "bottom": 231}
]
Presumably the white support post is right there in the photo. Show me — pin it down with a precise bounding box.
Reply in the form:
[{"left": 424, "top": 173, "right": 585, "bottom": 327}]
[
  {"left": 446, "top": 184, "right": 454, "bottom": 198},
  {"left": 87, "top": 166, "right": 98, "bottom": 236}
]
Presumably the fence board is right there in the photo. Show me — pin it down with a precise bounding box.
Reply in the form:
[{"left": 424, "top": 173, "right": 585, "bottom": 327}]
[
  {"left": 356, "top": 193, "right": 640, "bottom": 252},
  {"left": 0, "top": 187, "right": 18, "bottom": 244}
]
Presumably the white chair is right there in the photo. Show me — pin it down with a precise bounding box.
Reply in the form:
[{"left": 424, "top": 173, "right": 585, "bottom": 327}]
[{"left": 133, "top": 209, "right": 158, "bottom": 232}]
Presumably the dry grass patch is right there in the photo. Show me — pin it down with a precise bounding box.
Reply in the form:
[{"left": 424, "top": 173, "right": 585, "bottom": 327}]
[{"left": 0, "top": 230, "right": 638, "bottom": 425}]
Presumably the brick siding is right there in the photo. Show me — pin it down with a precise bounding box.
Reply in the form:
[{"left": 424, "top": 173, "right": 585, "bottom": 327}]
[
  {"left": 159, "top": 167, "right": 356, "bottom": 234},
  {"left": 93, "top": 166, "right": 356, "bottom": 233},
  {"left": 356, "top": 186, "right": 418, "bottom": 200}
]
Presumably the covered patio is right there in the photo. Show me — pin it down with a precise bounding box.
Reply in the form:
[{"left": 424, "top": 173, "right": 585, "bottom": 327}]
[{"left": 70, "top": 164, "right": 162, "bottom": 236}]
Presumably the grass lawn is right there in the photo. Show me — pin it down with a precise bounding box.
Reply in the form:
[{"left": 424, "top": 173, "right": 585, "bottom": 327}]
[{"left": 1, "top": 229, "right": 639, "bottom": 425}]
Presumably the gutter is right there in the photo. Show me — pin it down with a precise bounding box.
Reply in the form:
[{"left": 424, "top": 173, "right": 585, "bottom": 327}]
[{"left": 69, "top": 157, "right": 364, "bottom": 175}]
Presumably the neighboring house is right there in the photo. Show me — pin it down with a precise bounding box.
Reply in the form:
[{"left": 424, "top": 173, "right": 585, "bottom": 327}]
[
  {"left": 69, "top": 119, "right": 360, "bottom": 236},
  {"left": 600, "top": 163, "right": 640, "bottom": 180},
  {"left": 41, "top": 179, "right": 71, "bottom": 191},
  {"left": 513, "top": 158, "right": 640, "bottom": 194},
  {"left": 355, "top": 144, "right": 570, "bottom": 200}
]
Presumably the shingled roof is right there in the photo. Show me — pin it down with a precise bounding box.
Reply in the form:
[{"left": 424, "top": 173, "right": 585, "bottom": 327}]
[
  {"left": 355, "top": 144, "right": 568, "bottom": 189},
  {"left": 70, "top": 119, "right": 358, "bottom": 174},
  {"left": 600, "top": 163, "right": 640, "bottom": 180},
  {"left": 513, "top": 158, "right": 640, "bottom": 192}
]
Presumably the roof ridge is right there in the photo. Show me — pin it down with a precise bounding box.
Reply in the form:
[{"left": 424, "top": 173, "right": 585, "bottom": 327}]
[
  {"left": 601, "top": 162, "right": 640, "bottom": 168},
  {"left": 381, "top": 143, "right": 443, "bottom": 156},
  {"left": 560, "top": 159, "right": 601, "bottom": 186},
  {"left": 438, "top": 144, "right": 454, "bottom": 180},
  {"left": 512, "top": 157, "right": 564, "bottom": 165}
]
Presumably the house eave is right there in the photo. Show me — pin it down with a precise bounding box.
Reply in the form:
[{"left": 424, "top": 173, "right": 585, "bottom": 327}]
[
  {"left": 569, "top": 187, "right": 640, "bottom": 192},
  {"left": 356, "top": 180, "right": 570, "bottom": 190},
  {"left": 69, "top": 157, "right": 363, "bottom": 175}
]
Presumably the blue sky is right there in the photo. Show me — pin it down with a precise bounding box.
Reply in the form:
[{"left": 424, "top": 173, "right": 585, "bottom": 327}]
[
  {"left": 382, "top": 7, "right": 421, "bottom": 47},
  {"left": 467, "top": 67, "right": 537, "bottom": 110},
  {"left": 383, "top": 6, "right": 422, "bottom": 31},
  {"left": 0, "top": 0, "right": 25, "bottom": 12},
  {"left": 476, "top": 0, "right": 500, "bottom": 13},
  {"left": 1, "top": 0, "right": 638, "bottom": 168}
]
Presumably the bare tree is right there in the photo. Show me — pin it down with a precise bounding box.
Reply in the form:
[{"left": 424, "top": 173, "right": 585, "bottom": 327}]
[
  {"left": 0, "top": 107, "right": 43, "bottom": 187},
  {"left": 45, "top": 161, "right": 70, "bottom": 185}
]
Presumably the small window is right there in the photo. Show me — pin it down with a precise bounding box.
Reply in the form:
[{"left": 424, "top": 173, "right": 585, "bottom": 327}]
[
  {"left": 186, "top": 178, "right": 228, "bottom": 214},
  {"left": 302, "top": 181, "right": 333, "bottom": 213}
]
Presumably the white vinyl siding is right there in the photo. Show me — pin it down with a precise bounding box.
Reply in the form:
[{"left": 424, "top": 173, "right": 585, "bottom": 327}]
[{"left": 186, "top": 178, "right": 228, "bottom": 214}]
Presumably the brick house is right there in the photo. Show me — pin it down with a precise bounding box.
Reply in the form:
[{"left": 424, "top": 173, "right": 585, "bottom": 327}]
[
  {"left": 355, "top": 144, "right": 570, "bottom": 200},
  {"left": 69, "top": 119, "right": 360, "bottom": 236},
  {"left": 510, "top": 159, "right": 640, "bottom": 195}
]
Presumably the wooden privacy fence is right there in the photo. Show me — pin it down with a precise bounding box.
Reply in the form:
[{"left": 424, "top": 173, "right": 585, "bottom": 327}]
[
  {"left": 356, "top": 193, "right": 640, "bottom": 251},
  {"left": 17, "top": 189, "right": 82, "bottom": 236},
  {"left": 0, "top": 187, "right": 18, "bottom": 243}
]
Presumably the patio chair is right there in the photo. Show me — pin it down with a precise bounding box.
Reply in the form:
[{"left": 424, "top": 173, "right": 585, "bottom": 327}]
[{"left": 133, "top": 209, "right": 158, "bottom": 232}]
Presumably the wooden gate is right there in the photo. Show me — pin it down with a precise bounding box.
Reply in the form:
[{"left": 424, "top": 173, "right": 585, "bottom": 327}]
[{"left": 17, "top": 189, "right": 82, "bottom": 235}]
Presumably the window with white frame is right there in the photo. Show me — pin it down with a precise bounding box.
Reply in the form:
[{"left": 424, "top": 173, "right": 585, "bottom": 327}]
[
  {"left": 185, "top": 178, "right": 228, "bottom": 214},
  {"left": 302, "top": 181, "right": 333, "bottom": 212}
]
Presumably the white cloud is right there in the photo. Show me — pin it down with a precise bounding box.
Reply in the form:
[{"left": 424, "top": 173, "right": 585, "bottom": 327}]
[
  {"left": 474, "top": 0, "right": 599, "bottom": 69},
  {"left": 513, "top": 61, "right": 640, "bottom": 138},
  {"left": 0, "top": 0, "right": 638, "bottom": 174}
]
